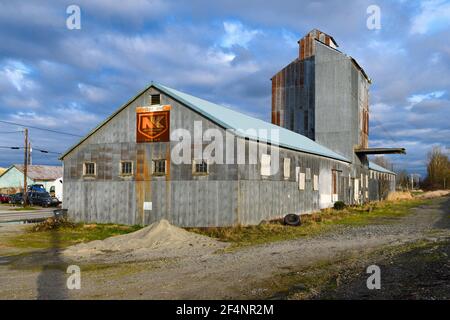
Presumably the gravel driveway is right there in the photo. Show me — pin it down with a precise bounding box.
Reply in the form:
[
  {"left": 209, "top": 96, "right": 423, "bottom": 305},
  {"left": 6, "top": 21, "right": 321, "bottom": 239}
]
[{"left": 0, "top": 196, "right": 448, "bottom": 299}]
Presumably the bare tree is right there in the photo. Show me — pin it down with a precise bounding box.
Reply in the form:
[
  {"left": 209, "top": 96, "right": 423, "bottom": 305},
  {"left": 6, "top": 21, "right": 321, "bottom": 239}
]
[
  {"left": 424, "top": 146, "right": 450, "bottom": 190},
  {"left": 396, "top": 169, "right": 409, "bottom": 191},
  {"left": 372, "top": 156, "right": 392, "bottom": 171}
]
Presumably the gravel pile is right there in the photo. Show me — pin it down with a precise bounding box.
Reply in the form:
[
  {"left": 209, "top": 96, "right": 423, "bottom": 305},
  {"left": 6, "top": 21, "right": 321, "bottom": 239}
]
[{"left": 63, "top": 219, "right": 227, "bottom": 261}]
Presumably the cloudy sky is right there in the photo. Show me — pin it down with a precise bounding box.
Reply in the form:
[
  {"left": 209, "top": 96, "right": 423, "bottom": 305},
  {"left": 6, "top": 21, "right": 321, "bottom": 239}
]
[{"left": 0, "top": 0, "right": 449, "bottom": 177}]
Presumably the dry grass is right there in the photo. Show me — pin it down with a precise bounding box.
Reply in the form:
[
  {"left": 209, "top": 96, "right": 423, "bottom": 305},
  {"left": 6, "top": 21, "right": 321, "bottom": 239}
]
[
  {"left": 416, "top": 190, "right": 450, "bottom": 199},
  {"left": 387, "top": 191, "right": 413, "bottom": 201},
  {"left": 188, "top": 198, "right": 432, "bottom": 249}
]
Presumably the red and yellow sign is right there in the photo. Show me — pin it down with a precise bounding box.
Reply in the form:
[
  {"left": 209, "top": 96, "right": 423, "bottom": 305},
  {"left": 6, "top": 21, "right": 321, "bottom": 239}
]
[{"left": 136, "top": 105, "right": 171, "bottom": 143}]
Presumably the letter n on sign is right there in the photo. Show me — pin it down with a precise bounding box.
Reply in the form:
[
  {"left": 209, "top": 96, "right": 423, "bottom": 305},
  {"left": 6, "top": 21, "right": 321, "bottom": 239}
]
[{"left": 136, "top": 105, "right": 170, "bottom": 143}]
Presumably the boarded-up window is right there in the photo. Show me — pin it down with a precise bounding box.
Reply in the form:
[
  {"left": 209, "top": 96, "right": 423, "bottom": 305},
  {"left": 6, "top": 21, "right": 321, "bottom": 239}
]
[
  {"left": 313, "top": 174, "right": 319, "bottom": 191},
  {"left": 150, "top": 94, "right": 161, "bottom": 105},
  {"left": 332, "top": 170, "right": 338, "bottom": 195},
  {"left": 261, "top": 154, "right": 271, "bottom": 176},
  {"left": 83, "top": 162, "right": 96, "bottom": 176},
  {"left": 283, "top": 158, "right": 291, "bottom": 179},
  {"left": 299, "top": 172, "right": 305, "bottom": 190}
]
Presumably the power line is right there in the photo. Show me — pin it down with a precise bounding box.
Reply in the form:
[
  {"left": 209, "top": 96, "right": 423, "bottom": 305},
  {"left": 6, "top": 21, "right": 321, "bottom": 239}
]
[
  {"left": 0, "top": 130, "right": 24, "bottom": 134},
  {"left": 0, "top": 120, "right": 83, "bottom": 137},
  {"left": 0, "top": 146, "right": 20, "bottom": 150},
  {"left": 370, "top": 114, "right": 400, "bottom": 148},
  {"left": 0, "top": 146, "right": 61, "bottom": 154}
]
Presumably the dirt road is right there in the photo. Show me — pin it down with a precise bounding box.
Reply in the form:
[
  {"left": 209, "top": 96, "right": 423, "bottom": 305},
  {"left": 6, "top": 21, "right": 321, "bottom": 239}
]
[{"left": 0, "top": 196, "right": 448, "bottom": 299}]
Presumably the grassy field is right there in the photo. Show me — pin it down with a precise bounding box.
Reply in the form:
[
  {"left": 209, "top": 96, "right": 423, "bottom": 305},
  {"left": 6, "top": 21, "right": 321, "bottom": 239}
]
[
  {"left": 6, "top": 223, "right": 142, "bottom": 250},
  {"left": 188, "top": 198, "right": 432, "bottom": 248}
]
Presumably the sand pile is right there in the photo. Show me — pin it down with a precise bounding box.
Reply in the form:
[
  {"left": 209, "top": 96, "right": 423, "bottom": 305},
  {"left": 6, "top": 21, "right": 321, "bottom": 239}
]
[
  {"left": 63, "top": 219, "right": 227, "bottom": 261},
  {"left": 387, "top": 191, "right": 413, "bottom": 201},
  {"left": 416, "top": 190, "right": 450, "bottom": 199}
]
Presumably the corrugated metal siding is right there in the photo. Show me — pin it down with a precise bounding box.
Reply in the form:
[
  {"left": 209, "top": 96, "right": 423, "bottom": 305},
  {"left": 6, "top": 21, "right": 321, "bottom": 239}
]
[{"left": 63, "top": 81, "right": 394, "bottom": 227}]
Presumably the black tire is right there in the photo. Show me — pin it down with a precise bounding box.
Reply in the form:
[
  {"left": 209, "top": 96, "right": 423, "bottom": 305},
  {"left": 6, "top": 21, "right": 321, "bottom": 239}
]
[{"left": 283, "top": 214, "right": 301, "bottom": 226}]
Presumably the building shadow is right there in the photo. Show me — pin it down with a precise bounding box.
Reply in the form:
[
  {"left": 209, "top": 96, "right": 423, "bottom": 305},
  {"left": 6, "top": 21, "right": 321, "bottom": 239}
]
[{"left": 36, "top": 230, "right": 68, "bottom": 300}]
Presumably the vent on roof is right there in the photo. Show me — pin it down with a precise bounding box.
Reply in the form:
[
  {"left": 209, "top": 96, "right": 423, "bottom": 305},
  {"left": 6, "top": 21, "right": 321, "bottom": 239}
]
[{"left": 150, "top": 94, "right": 161, "bottom": 105}]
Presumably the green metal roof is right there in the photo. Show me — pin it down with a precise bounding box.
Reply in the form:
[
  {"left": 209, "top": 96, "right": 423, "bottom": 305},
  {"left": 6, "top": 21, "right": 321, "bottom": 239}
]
[
  {"left": 154, "top": 83, "right": 349, "bottom": 162},
  {"left": 61, "top": 83, "right": 350, "bottom": 162},
  {"left": 368, "top": 161, "right": 395, "bottom": 175}
]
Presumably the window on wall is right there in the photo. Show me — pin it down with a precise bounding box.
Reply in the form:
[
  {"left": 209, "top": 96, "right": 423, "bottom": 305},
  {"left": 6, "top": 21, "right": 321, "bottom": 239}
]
[
  {"left": 150, "top": 94, "right": 161, "bottom": 105},
  {"left": 299, "top": 172, "right": 305, "bottom": 190},
  {"left": 332, "top": 170, "right": 338, "bottom": 195},
  {"left": 261, "top": 154, "right": 271, "bottom": 176},
  {"left": 193, "top": 159, "right": 208, "bottom": 174},
  {"left": 313, "top": 174, "right": 319, "bottom": 191},
  {"left": 283, "top": 158, "right": 291, "bottom": 179},
  {"left": 83, "top": 162, "right": 96, "bottom": 176},
  {"left": 120, "top": 161, "right": 133, "bottom": 175},
  {"left": 153, "top": 159, "right": 167, "bottom": 175}
]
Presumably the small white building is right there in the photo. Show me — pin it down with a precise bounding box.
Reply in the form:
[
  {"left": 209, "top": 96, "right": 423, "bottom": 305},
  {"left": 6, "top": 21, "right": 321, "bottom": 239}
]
[{"left": 49, "top": 177, "right": 63, "bottom": 202}]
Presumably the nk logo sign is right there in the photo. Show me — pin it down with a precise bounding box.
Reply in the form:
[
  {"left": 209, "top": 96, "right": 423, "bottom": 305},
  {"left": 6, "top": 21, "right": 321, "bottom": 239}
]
[{"left": 136, "top": 106, "right": 171, "bottom": 143}]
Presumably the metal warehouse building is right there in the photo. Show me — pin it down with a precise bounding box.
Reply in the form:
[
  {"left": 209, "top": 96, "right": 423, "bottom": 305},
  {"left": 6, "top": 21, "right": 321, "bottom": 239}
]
[{"left": 60, "top": 29, "right": 402, "bottom": 227}]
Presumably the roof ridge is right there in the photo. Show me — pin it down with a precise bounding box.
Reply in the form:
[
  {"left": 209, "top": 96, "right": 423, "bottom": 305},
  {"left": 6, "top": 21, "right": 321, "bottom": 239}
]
[{"left": 61, "top": 82, "right": 350, "bottom": 163}]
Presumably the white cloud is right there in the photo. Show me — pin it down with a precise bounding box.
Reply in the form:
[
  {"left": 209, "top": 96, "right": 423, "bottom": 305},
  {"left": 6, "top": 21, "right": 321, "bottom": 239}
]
[
  {"left": 78, "top": 83, "right": 108, "bottom": 103},
  {"left": 1, "top": 60, "right": 33, "bottom": 92},
  {"left": 281, "top": 29, "right": 298, "bottom": 48},
  {"left": 221, "top": 21, "right": 261, "bottom": 48},
  {"left": 3, "top": 96, "right": 39, "bottom": 109},
  {"left": 206, "top": 48, "right": 236, "bottom": 64},
  {"left": 407, "top": 90, "right": 445, "bottom": 104},
  {"left": 410, "top": 0, "right": 450, "bottom": 34},
  {"left": 10, "top": 106, "right": 100, "bottom": 130}
]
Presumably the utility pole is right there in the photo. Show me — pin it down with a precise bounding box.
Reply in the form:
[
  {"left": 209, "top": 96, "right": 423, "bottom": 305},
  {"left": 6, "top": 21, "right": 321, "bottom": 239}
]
[
  {"left": 28, "top": 141, "right": 32, "bottom": 165},
  {"left": 23, "top": 128, "right": 28, "bottom": 207}
]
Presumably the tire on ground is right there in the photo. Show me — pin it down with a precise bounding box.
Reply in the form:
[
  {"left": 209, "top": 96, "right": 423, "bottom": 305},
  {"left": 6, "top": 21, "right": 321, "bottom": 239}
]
[{"left": 283, "top": 213, "right": 301, "bottom": 226}]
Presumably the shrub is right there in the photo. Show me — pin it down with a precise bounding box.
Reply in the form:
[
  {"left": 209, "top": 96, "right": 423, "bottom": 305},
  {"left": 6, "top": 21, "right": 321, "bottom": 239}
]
[
  {"left": 333, "top": 201, "right": 346, "bottom": 210},
  {"left": 31, "top": 217, "right": 76, "bottom": 232}
]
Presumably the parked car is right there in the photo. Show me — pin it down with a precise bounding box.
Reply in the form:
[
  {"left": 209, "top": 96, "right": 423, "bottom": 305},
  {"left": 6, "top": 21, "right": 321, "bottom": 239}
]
[
  {"left": 9, "top": 192, "right": 25, "bottom": 205},
  {"left": 28, "top": 191, "right": 59, "bottom": 207},
  {"left": 0, "top": 194, "right": 10, "bottom": 203}
]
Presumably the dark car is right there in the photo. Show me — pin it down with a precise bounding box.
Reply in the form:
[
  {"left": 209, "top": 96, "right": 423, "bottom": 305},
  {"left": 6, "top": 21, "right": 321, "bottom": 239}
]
[
  {"left": 0, "top": 194, "right": 10, "bottom": 203},
  {"left": 29, "top": 191, "right": 59, "bottom": 207},
  {"left": 9, "top": 192, "right": 24, "bottom": 205}
]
